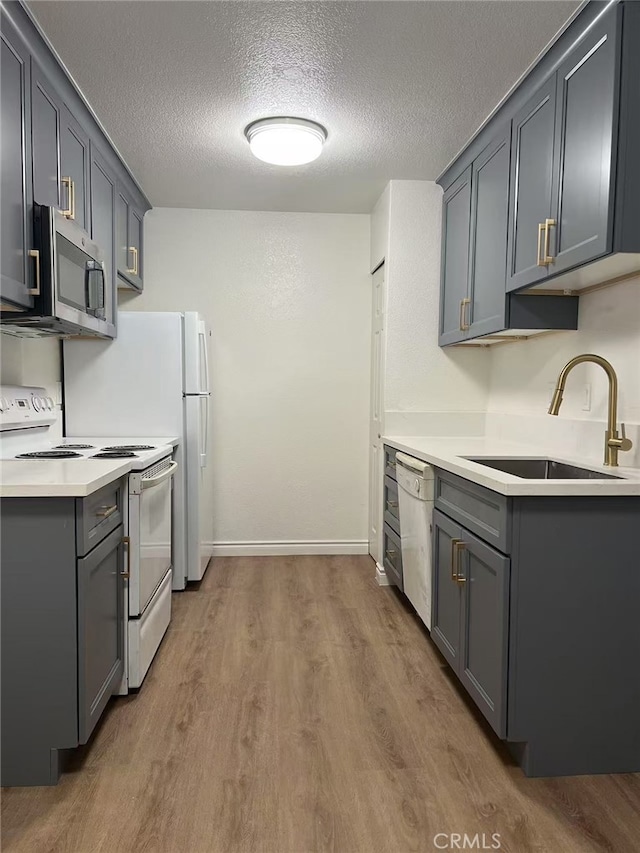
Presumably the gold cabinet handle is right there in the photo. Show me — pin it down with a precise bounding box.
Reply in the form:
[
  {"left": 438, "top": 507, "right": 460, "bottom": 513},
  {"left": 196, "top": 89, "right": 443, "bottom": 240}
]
[
  {"left": 450, "top": 538, "right": 466, "bottom": 585},
  {"left": 95, "top": 504, "right": 118, "bottom": 518},
  {"left": 61, "top": 176, "right": 73, "bottom": 218},
  {"left": 127, "top": 246, "right": 139, "bottom": 276},
  {"left": 387, "top": 500, "right": 399, "bottom": 509},
  {"left": 121, "top": 535, "right": 131, "bottom": 579},
  {"left": 385, "top": 549, "right": 397, "bottom": 560},
  {"left": 537, "top": 222, "right": 546, "bottom": 266},
  {"left": 459, "top": 297, "right": 470, "bottom": 331},
  {"left": 27, "top": 249, "right": 41, "bottom": 296},
  {"left": 543, "top": 218, "right": 556, "bottom": 265}
]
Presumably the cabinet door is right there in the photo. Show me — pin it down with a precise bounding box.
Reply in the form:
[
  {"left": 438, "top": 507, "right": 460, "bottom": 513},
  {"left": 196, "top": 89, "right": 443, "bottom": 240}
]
[
  {"left": 77, "top": 525, "right": 125, "bottom": 744},
  {"left": 60, "top": 105, "right": 90, "bottom": 232},
  {"left": 431, "top": 510, "right": 463, "bottom": 671},
  {"left": 506, "top": 78, "right": 556, "bottom": 292},
  {"left": 31, "top": 60, "right": 61, "bottom": 208},
  {"left": 467, "top": 131, "right": 510, "bottom": 338},
  {"left": 439, "top": 167, "right": 472, "bottom": 346},
  {"left": 115, "top": 188, "right": 130, "bottom": 283},
  {"left": 1, "top": 12, "right": 34, "bottom": 309},
  {"left": 458, "top": 531, "right": 510, "bottom": 737},
  {"left": 127, "top": 204, "right": 143, "bottom": 290},
  {"left": 90, "top": 145, "right": 116, "bottom": 328},
  {"left": 549, "top": 12, "right": 618, "bottom": 275}
]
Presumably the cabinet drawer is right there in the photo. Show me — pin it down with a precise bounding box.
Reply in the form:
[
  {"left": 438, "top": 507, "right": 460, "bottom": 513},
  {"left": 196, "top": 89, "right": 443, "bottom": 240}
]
[
  {"left": 383, "top": 523, "right": 403, "bottom": 591},
  {"left": 434, "top": 470, "right": 510, "bottom": 553},
  {"left": 76, "top": 479, "right": 125, "bottom": 557},
  {"left": 384, "top": 445, "right": 397, "bottom": 481},
  {"left": 384, "top": 476, "right": 400, "bottom": 534}
]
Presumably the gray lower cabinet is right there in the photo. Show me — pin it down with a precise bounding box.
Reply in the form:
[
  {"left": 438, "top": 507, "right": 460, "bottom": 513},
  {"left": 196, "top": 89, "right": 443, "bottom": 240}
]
[
  {"left": 0, "top": 9, "right": 33, "bottom": 310},
  {"left": 116, "top": 183, "right": 144, "bottom": 291},
  {"left": 0, "top": 480, "right": 126, "bottom": 787},
  {"left": 77, "top": 526, "right": 125, "bottom": 744},
  {"left": 432, "top": 470, "right": 640, "bottom": 777}
]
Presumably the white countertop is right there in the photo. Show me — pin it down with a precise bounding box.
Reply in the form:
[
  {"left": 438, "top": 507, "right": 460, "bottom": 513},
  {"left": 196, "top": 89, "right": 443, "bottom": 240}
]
[
  {"left": 0, "top": 459, "right": 132, "bottom": 498},
  {"left": 384, "top": 435, "right": 640, "bottom": 496}
]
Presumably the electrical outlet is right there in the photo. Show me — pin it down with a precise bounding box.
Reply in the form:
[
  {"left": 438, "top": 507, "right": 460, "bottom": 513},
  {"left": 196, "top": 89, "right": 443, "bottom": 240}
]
[{"left": 582, "top": 383, "right": 592, "bottom": 412}]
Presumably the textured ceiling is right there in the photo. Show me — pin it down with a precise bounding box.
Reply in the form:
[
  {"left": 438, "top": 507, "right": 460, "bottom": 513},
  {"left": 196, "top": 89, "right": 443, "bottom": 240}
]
[{"left": 29, "top": 0, "right": 580, "bottom": 213}]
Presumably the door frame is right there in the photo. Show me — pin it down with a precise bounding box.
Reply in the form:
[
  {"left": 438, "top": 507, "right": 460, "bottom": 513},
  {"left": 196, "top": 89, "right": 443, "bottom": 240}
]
[{"left": 368, "top": 262, "right": 386, "bottom": 568}]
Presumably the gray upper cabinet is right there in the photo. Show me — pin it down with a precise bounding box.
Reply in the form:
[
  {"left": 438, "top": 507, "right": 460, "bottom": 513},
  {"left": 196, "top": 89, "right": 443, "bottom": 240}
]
[
  {"left": 439, "top": 1, "right": 640, "bottom": 321},
  {"left": 467, "top": 131, "right": 510, "bottom": 338},
  {"left": 90, "top": 144, "right": 116, "bottom": 328},
  {"left": 31, "top": 58, "right": 61, "bottom": 209},
  {"left": 60, "top": 104, "right": 90, "bottom": 232},
  {"left": 116, "top": 183, "right": 144, "bottom": 291},
  {"left": 1, "top": 0, "right": 151, "bottom": 324},
  {"left": 77, "top": 525, "right": 125, "bottom": 744},
  {"left": 506, "top": 78, "right": 556, "bottom": 291},
  {"left": 548, "top": 14, "right": 617, "bottom": 275},
  {"left": 0, "top": 9, "right": 33, "bottom": 310},
  {"left": 438, "top": 167, "right": 471, "bottom": 346}
]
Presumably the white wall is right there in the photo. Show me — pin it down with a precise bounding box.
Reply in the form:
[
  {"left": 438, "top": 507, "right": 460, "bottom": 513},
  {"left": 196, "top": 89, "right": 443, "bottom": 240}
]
[
  {"left": 122, "top": 208, "right": 371, "bottom": 552},
  {"left": 382, "top": 181, "right": 490, "bottom": 418},
  {"left": 0, "top": 336, "right": 63, "bottom": 440},
  {"left": 489, "top": 278, "right": 640, "bottom": 423}
]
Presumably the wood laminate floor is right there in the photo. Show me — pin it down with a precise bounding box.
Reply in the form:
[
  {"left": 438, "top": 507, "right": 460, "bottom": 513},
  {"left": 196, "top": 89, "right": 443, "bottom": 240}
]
[{"left": 2, "top": 556, "right": 639, "bottom": 853}]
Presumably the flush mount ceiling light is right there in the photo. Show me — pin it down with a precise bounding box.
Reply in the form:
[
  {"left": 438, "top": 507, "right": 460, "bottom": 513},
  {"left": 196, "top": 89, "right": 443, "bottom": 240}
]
[{"left": 244, "top": 117, "right": 327, "bottom": 166}]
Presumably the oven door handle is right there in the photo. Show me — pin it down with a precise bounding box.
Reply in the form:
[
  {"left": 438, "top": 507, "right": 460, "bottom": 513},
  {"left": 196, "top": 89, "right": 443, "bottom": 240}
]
[{"left": 140, "top": 461, "right": 178, "bottom": 489}]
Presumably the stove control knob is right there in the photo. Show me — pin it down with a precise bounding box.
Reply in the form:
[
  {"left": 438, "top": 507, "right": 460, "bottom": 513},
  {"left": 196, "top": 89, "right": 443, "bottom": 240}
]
[
  {"left": 47, "top": 397, "right": 55, "bottom": 410},
  {"left": 32, "top": 396, "right": 42, "bottom": 412},
  {"left": 0, "top": 397, "right": 8, "bottom": 412}
]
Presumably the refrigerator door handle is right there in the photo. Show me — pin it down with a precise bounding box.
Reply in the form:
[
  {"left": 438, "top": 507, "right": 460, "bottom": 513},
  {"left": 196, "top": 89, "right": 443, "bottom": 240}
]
[
  {"left": 198, "top": 323, "right": 210, "bottom": 395},
  {"left": 199, "top": 393, "right": 209, "bottom": 468}
]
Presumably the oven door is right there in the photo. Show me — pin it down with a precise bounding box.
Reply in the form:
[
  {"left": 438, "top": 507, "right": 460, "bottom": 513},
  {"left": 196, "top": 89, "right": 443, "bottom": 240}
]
[{"left": 129, "top": 458, "right": 177, "bottom": 617}]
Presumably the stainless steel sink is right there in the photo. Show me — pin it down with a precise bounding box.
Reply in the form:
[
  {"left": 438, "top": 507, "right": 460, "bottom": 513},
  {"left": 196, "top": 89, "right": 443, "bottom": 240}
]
[{"left": 465, "top": 457, "right": 622, "bottom": 480}]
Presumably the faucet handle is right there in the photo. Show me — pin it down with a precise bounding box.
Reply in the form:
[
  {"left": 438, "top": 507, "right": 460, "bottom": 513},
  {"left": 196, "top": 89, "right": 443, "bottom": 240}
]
[{"left": 620, "top": 423, "right": 633, "bottom": 452}]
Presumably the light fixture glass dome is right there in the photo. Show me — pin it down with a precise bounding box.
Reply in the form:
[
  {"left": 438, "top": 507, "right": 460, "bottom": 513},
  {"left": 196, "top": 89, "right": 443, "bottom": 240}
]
[{"left": 245, "top": 117, "right": 327, "bottom": 166}]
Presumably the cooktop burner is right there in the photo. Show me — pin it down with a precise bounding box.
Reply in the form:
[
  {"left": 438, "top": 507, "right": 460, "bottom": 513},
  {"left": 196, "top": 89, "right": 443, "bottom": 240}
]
[
  {"left": 53, "top": 443, "right": 95, "bottom": 449},
  {"left": 92, "top": 451, "right": 138, "bottom": 459},
  {"left": 101, "top": 445, "right": 155, "bottom": 452},
  {"left": 16, "top": 450, "right": 83, "bottom": 459}
]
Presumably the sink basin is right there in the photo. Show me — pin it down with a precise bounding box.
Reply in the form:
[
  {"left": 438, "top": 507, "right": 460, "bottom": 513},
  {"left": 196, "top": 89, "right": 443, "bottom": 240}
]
[{"left": 465, "top": 457, "right": 622, "bottom": 480}]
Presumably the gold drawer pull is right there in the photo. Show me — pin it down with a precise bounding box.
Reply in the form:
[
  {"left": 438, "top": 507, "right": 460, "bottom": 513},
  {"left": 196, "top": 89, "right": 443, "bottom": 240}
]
[
  {"left": 537, "top": 222, "right": 546, "bottom": 266},
  {"left": 387, "top": 500, "right": 399, "bottom": 509},
  {"left": 450, "top": 538, "right": 466, "bottom": 585},
  {"left": 543, "top": 218, "right": 556, "bottom": 265},
  {"left": 95, "top": 504, "right": 118, "bottom": 519},
  {"left": 459, "top": 297, "right": 470, "bottom": 331},
  {"left": 385, "top": 549, "right": 397, "bottom": 560},
  {"left": 127, "top": 246, "right": 139, "bottom": 276}
]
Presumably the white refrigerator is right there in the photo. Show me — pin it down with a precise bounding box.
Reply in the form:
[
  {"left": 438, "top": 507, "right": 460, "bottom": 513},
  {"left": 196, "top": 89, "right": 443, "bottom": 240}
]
[{"left": 63, "top": 312, "right": 212, "bottom": 590}]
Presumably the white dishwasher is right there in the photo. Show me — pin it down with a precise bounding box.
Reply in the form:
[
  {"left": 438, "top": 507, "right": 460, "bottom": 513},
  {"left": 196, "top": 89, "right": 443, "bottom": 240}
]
[{"left": 395, "top": 452, "right": 435, "bottom": 629}]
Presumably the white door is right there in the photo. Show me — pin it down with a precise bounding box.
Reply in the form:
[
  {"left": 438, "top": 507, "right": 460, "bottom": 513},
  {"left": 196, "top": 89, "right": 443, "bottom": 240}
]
[{"left": 369, "top": 265, "right": 385, "bottom": 563}]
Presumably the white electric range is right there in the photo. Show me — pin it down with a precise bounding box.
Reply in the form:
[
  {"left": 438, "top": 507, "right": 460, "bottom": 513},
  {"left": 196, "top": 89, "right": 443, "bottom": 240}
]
[{"left": 0, "top": 385, "right": 179, "bottom": 691}]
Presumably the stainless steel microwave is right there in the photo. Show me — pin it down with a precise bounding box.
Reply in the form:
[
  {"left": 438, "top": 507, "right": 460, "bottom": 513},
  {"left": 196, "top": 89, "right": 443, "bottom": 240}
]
[{"left": 0, "top": 205, "right": 115, "bottom": 338}]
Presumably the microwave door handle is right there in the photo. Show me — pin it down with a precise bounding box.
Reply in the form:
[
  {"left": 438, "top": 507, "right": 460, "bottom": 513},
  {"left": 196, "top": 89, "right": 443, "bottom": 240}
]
[{"left": 96, "top": 265, "right": 106, "bottom": 320}]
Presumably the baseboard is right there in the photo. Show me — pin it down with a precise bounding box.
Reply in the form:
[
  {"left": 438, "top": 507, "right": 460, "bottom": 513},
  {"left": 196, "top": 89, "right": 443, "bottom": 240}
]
[
  {"left": 376, "top": 562, "right": 390, "bottom": 586},
  {"left": 203, "top": 540, "right": 370, "bottom": 557}
]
